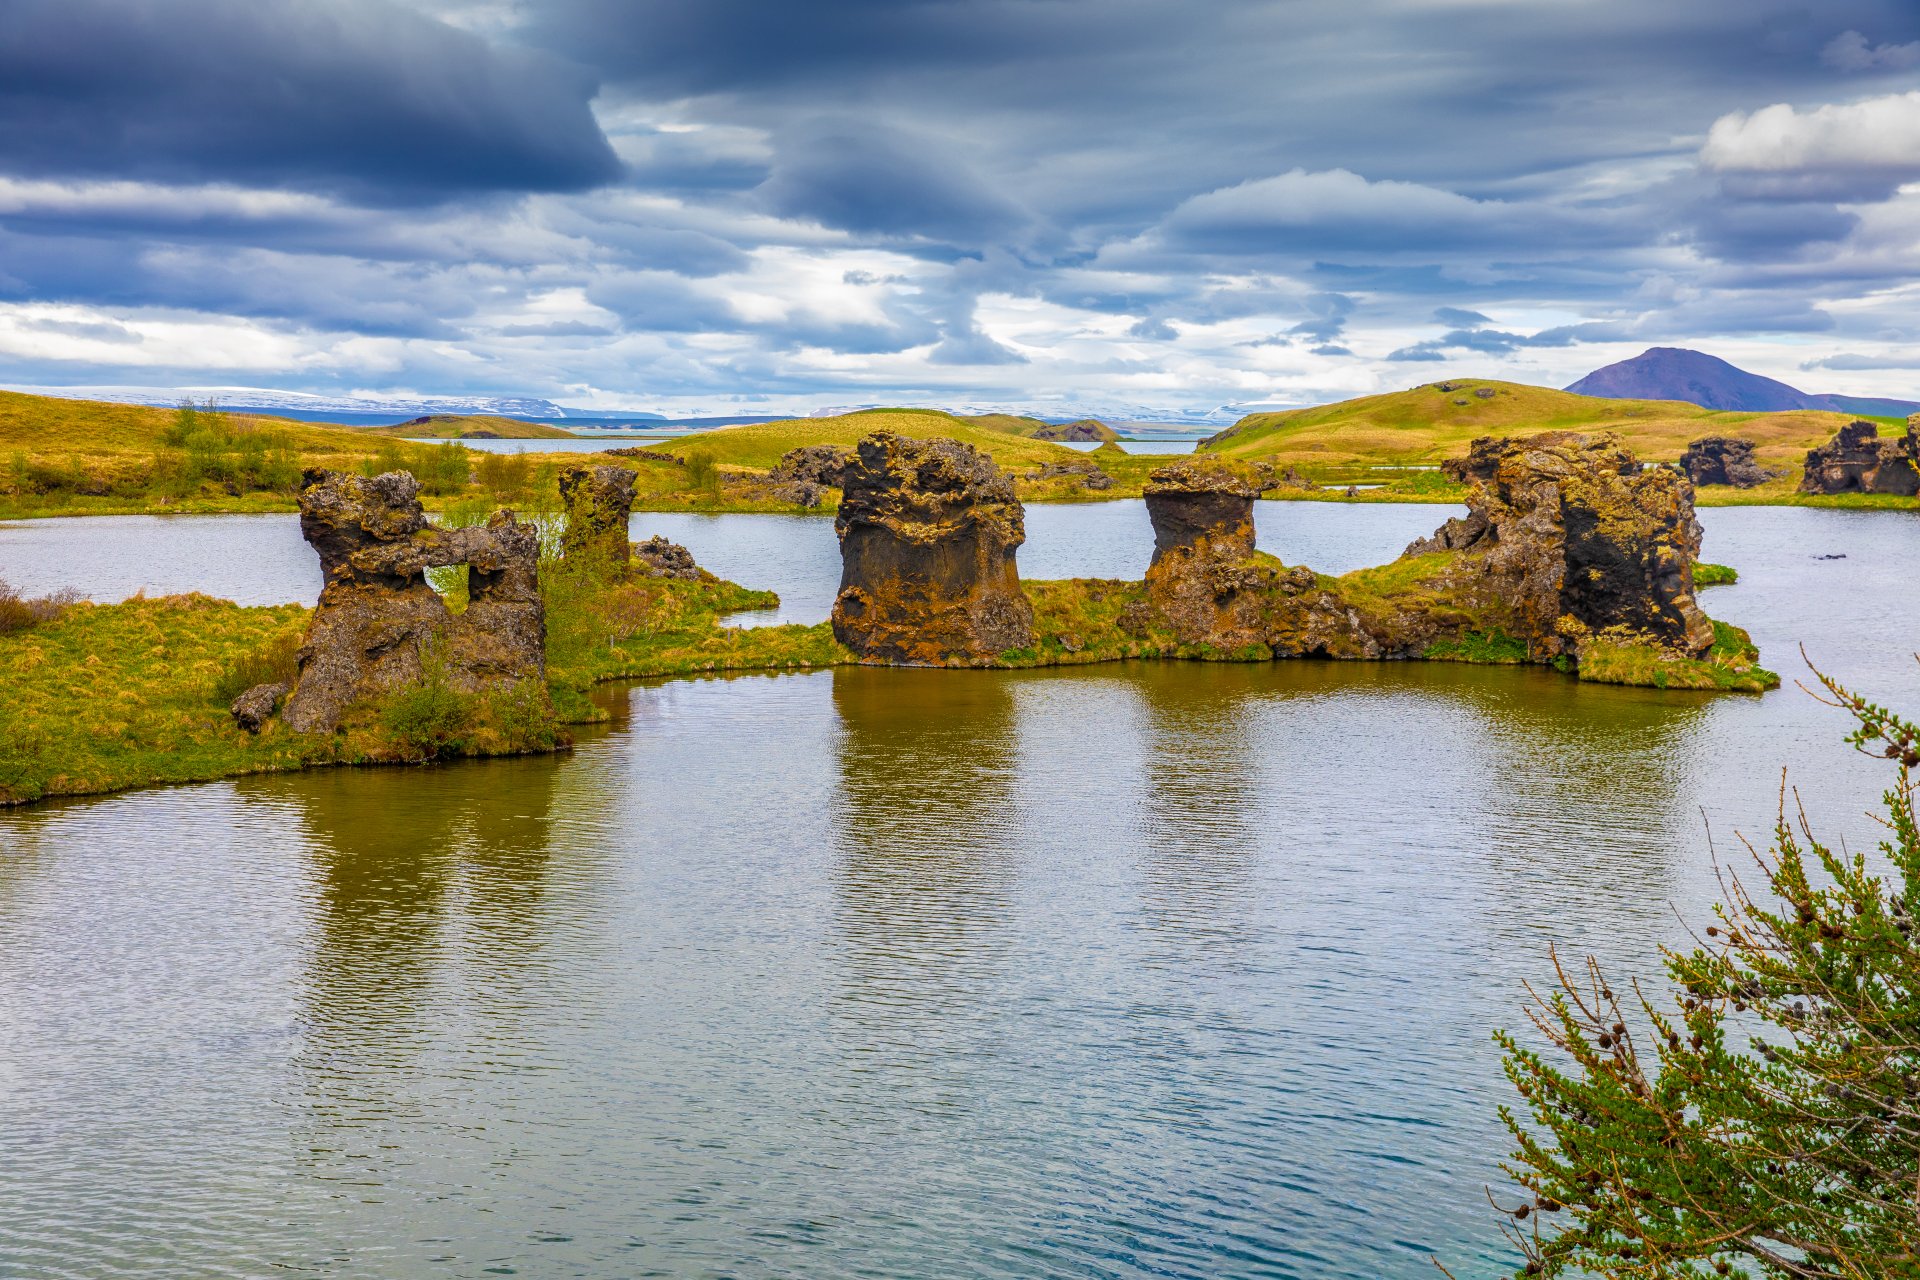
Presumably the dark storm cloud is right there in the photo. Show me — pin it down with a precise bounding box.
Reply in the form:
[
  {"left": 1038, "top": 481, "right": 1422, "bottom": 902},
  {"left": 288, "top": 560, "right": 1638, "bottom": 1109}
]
[
  {"left": 8, "top": 0, "right": 1920, "bottom": 400},
  {"left": 0, "top": 0, "right": 620, "bottom": 200},
  {"left": 755, "top": 120, "right": 1031, "bottom": 245}
]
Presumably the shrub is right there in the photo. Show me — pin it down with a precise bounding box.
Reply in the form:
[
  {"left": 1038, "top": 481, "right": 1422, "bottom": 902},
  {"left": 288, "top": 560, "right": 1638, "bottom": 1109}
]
[
  {"left": 211, "top": 627, "right": 304, "bottom": 704},
  {"left": 379, "top": 669, "right": 476, "bottom": 761},
  {"left": 0, "top": 579, "right": 81, "bottom": 634},
  {"left": 1492, "top": 668, "right": 1920, "bottom": 1278},
  {"left": 685, "top": 448, "right": 719, "bottom": 493},
  {"left": 481, "top": 680, "right": 558, "bottom": 753},
  {"left": 476, "top": 450, "right": 533, "bottom": 500}
]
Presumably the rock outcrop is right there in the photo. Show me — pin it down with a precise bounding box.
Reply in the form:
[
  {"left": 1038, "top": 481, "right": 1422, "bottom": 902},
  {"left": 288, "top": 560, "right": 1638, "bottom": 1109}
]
[
  {"left": 753, "top": 445, "right": 851, "bottom": 508},
  {"left": 1018, "top": 458, "right": 1115, "bottom": 491},
  {"left": 1030, "top": 418, "right": 1116, "bottom": 443},
  {"left": 633, "top": 535, "right": 707, "bottom": 581},
  {"left": 1680, "top": 436, "right": 1768, "bottom": 488},
  {"left": 1799, "top": 421, "right": 1920, "bottom": 496},
  {"left": 831, "top": 432, "right": 1034, "bottom": 664},
  {"left": 272, "top": 470, "right": 545, "bottom": 734},
  {"left": 1405, "top": 432, "right": 1714, "bottom": 659},
  {"left": 559, "top": 464, "right": 637, "bottom": 563},
  {"left": 1135, "top": 458, "right": 1390, "bottom": 657},
  {"left": 1141, "top": 458, "right": 1276, "bottom": 649}
]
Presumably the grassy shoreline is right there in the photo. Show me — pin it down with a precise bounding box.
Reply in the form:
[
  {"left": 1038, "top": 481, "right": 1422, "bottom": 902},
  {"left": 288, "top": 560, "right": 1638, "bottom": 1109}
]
[{"left": 0, "top": 551, "right": 1770, "bottom": 809}]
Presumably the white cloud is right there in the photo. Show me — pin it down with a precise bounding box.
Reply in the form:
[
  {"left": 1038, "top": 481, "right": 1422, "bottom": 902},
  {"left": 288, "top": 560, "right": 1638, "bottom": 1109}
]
[{"left": 1701, "top": 91, "right": 1920, "bottom": 190}]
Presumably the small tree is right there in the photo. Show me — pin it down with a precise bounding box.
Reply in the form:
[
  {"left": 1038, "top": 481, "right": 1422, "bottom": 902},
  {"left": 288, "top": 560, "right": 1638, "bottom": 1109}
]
[{"left": 1494, "top": 669, "right": 1920, "bottom": 1279}]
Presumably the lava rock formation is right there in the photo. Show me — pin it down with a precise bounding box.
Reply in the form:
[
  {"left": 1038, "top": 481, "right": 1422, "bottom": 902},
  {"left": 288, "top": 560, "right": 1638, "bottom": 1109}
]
[
  {"left": 1799, "top": 421, "right": 1920, "bottom": 496},
  {"left": 831, "top": 432, "right": 1034, "bottom": 664},
  {"left": 268, "top": 469, "right": 546, "bottom": 733},
  {"left": 1405, "top": 432, "right": 1715, "bottom": 659}
]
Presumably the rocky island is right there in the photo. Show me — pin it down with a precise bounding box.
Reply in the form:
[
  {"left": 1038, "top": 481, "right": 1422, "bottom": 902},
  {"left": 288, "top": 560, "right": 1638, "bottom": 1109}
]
[{"left": 1, "top": 427, "right": 1770, "bottom": 808}]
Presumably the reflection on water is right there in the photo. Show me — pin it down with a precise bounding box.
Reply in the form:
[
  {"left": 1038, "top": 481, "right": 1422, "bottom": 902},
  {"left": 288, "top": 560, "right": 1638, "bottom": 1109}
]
[{"left": 0, "top": 505, "right": 1917, "bottom": 1278}]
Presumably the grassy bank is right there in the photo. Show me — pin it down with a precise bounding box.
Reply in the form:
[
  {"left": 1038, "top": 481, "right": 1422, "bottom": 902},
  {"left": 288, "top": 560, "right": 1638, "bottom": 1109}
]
[{"left": 4, "top": 387, "right": 1913, "bottom": 521}]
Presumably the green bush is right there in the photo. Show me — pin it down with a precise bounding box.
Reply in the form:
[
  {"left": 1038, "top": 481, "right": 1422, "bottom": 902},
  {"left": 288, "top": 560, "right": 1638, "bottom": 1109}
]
[
  {"left": 685, "top": 448, "right": 719, "bottom": 493},
  {"left": 379, "top": 667, "right": 476, "bottom": 760},
  {"left": 482, "top": 680, "right": 558, "bottom": 753},
  {"left": 210, "top": 627, "right": 303, "bottom": 704},
  {"left": 1492, "top": 668, "right": 1920, "bottom": 1277}
]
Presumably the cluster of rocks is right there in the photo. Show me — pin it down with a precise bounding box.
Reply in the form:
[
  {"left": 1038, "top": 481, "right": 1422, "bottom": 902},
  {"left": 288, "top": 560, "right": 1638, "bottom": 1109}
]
[
  {"left": 634, "top": 535, "right": 707, "bottom": 581},
  {"left": 1680, "top": 436, "right": 1769, "bottom": 488},
  {"left": 1018, "top": 458, "right": 1115, "bottom": 491},
  {"left": 830, "top": 433, "right": 1034, "bottom": 664},
  {"left": 1799, "top": 420, "right": 1920, "bottom": 496},
  {"left": 1406, "top": 432, "right": 1714, "bottom": 659},
  {"left": 236, "top": 469, "right": 548, "bottom": 734},
  {"left": 749, "top": 444, "right": 851, "bottom": 508},
  {"left": 235, "top": 460, "right": 717, "bottom": 735}
]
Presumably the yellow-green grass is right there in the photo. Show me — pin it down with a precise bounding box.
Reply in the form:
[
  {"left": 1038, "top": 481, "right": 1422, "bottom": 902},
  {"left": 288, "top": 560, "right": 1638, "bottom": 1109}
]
[
  {"left": 659, "top": 408, "right": 1090, "bottom": 472},
  {"left": 354, "top": 414, "right": 580, "bottom": 440},
  {"left": 1203, "top": 380, "right": 1854, "bottom": 479},
  {"left": 0, "top": 594, "right": 323, "bottom": 804},
  {"left": 1577, "top": 620, "right": 1778, "bottom": 693},
  {"left": 0, "top": 391, "right": 469, "bottom": 519}
]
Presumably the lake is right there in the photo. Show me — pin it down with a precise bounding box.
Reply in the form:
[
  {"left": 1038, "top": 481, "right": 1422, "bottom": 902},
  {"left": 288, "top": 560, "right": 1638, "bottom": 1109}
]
[{"left": 1, "top": 502, "right": 1916, "bottom": 1278}]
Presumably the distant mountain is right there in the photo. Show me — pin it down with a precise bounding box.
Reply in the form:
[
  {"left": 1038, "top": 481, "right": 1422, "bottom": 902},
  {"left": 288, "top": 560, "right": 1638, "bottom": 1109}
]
[{"left": 1565, "top": 347, "right": 1920, "bottom": 417}]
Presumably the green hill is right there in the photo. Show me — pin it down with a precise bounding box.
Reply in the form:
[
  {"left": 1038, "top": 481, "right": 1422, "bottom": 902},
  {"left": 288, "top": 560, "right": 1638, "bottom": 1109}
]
[
  {"left": 1203, "top": 379, "right": 1853, "bottom": 474},
  {"left": 662, "top": 408, "right": 1087, "bottom": 471}
]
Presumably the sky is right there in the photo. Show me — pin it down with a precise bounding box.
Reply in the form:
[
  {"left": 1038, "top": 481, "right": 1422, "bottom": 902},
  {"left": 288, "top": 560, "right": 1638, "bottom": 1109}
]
[{"left": 3, "top": 0, "right": 1920, "bottom": 417}]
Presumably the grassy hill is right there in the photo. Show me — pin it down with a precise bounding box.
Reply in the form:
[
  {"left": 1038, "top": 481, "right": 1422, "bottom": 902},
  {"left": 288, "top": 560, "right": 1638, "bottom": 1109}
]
[
  {"left": 0, "top": 391, "right": 476, "bottom": 518},
  {"left": 357, "top": 414, "right": 580, "bottom": 440},
  {"left": 966, "top": 413, "right": 1119, "bottom": 443},
  {"left": 1203, "top": 379, "right": 1851, "bottom": 475},
  {"left": 662, "top": 408, "right": 1089, "bottom": 471}
]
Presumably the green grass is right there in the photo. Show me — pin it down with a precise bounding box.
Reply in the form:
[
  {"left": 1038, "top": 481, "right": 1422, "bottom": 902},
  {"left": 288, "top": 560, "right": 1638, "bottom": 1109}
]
[
  {"left": 658, "top": 408, "right": 1089, "bottom": 472},
  {"left": 1423, "top": 629, "right": 1530, "bottom": 664},
  {"left": 1694, "top": 562, "right": 1738, "bottom": 587},
  {"left": 1200, "top": 379, "right": 1856, "bottom": 480},
  {"left": 1575, "top": 619, "right": 1778, "bottom": 693}
]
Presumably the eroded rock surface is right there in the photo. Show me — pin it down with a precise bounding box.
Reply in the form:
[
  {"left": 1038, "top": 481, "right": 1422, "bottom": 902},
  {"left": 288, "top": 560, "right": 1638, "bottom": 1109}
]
[
  {"left": 634, "top": 535, "right": 708, "bottom": 581},
  {"left": 754, "top": 445, "right": 851, "bottom": 507},
  {"left": 559, "top": 464, "right": 637, "bottom": 563},
  {"left": 275, "top": 470, "right": 545, "bottom": 733},
  {"left": 1681, "top": 436, "right": 1768, "bottom": 488},
  {"left": 831, "top": 432, "right": 1034, "bottom": 664},
  {"left": 1138, "top": 458, "right": 1388, "bottom": 656},
  {"left": 1405, "top": 432, "right": 1714, "bottom": 658},
  {"left": 1799, "top": 421, "right": 1920, "bottom": 496}
]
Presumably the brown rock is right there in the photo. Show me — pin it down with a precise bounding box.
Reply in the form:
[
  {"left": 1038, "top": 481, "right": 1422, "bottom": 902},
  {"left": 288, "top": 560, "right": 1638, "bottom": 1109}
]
[
  {"left": 770, "top": 444, "right": 852, "bottom": 488},
  {"left": 230, "top": 681, "right": 290, "bottom": 733},
  {"left": 633, "top": 535, "right": 708, "bottom": 581},
  {"left": 1681, "top": 436, "right": 1769, "bottom": 488},
  {"left": 1799, "top": 421, "right": 1920, "bottom": 496},
  {"left": 559, "top": 464, "right": 636, "bottom": 563},
  {"left": 831, "top": 432, "right": 1034, "bottom": 664},
  {"left": 1142, "top": 458, "right": 1276, "bottom": 649},
  {"left": 279, "top": 470, "right": 546, "bottom": 733},
  {"left": 1405, "top": 432, "right": 1715, "bottom": 658},
  {"left": 748, "top": 445, "right": 852, "bottom": 508}
]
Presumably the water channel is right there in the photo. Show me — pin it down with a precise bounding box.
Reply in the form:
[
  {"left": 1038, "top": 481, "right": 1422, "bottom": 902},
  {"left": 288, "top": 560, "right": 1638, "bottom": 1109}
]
[{"left": 1, "top": 502, "right": 1915, "bottom": 1278}]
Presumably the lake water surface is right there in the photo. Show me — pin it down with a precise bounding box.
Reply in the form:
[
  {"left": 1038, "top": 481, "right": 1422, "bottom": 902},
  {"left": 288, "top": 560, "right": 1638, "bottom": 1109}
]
[{"left": 1, "top": 503, "right": 1917, "bottom": 1278}]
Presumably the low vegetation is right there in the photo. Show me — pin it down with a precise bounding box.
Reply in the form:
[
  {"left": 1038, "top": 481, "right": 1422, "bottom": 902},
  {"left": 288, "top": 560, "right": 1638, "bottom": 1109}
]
[
  {"left": 1491, "top": 669, "right": 1919, "bottom": 1277},
  {"left": 0, "top": 577, "right": 81, "bottom": 634}
]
